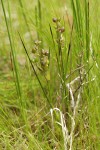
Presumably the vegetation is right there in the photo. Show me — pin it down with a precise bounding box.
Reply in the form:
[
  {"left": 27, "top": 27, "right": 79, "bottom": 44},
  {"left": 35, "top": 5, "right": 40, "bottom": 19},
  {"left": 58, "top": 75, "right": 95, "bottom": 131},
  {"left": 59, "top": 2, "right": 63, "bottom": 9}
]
[{"left": 0, "top": 0, "right": 100, "bottom": 149}]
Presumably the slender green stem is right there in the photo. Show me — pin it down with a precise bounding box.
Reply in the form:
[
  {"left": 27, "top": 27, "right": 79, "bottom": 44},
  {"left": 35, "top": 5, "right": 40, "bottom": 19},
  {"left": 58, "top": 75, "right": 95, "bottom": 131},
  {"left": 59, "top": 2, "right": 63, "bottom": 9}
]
[{"left": 1, "top": 0, "right": 21, "bottom": 99}]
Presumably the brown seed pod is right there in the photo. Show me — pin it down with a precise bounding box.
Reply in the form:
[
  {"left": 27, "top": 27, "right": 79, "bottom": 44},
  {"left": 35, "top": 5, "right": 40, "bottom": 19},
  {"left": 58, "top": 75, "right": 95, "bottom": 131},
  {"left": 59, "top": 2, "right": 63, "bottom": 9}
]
[
  {"left": 44, "top": 51, "right": 49, "bottom": 56},
  {"left": 52, "top": 18, "right": 60, "bottom": 23},
  {"left": 52, "top": 18, "right": 58, "bottom": 23},
  {"left": 58, "top": 27, "right": 65, "bottom": 33}
]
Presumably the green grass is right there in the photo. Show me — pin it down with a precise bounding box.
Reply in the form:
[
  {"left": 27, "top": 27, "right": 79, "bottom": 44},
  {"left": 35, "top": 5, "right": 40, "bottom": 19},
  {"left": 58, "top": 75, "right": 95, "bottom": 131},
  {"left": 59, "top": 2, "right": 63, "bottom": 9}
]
[{"left": 0, "top": 0, "right": 100, "bottom": 149}]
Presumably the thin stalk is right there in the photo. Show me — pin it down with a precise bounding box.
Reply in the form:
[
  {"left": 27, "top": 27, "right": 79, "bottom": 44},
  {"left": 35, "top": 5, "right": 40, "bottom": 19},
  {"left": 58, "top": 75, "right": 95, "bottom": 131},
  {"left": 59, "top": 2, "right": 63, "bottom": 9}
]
[
  {"left": 85, "top": 0, "right": 90, "bottom": 60},
  {"left": 49, "top": 24, "right": 61, "bottom": 77},
  {"left": 18, "top": 0, "right": 33, "bottom": 41},
  {"left": 74, "top": 64, "right": 93, "bottom": 95},
  {"left": 76, "top": 0, "right": 83, "bottom": 40},
  {"left": 1, "top": 0, "right": 21, "bottom": 100},
  {"left": 37, "top": 0, "right": 43, "bottom": 48},
  {"left": 70, "top": 0, "right": 79, "bottom": 35},
  {"left": 65, "top": 23, "right": 74, "bottom": 75},
  {"left": 35, "top": 6, "right": 39, "bottom": 39},
  {"left": 85, "top": 0, "right": 90, "bottom": 96}
]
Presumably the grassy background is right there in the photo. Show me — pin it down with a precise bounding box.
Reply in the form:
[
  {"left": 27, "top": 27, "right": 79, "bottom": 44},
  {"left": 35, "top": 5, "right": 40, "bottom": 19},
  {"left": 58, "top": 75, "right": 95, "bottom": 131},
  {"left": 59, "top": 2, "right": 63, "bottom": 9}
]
[{"left": 0, "top": 0, "right": 100, "bottom": 149}]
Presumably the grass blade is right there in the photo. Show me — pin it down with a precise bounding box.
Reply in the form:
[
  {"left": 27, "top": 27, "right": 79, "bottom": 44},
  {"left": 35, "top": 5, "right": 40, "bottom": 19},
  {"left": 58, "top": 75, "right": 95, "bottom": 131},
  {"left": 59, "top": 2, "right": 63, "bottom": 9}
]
[{"left": 1, "top": 0, "right": 21, "bottom": 100}]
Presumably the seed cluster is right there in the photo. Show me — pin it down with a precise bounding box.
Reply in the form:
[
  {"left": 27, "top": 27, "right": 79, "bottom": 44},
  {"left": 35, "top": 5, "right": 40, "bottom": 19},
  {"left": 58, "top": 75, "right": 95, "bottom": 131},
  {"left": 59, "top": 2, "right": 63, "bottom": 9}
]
[
  {"left": 32, "top": 40, "right": 49, "bottom": 72},
  {"left": 52, "top": 17, "right": 65, "bottom": 52}
]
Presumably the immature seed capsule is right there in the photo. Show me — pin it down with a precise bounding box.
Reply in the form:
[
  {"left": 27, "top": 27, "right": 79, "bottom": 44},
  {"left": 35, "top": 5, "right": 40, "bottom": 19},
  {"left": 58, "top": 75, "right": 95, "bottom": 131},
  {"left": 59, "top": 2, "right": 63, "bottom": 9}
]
[
  {"left": 32, "top": 46, "right": 37, "bottom": 53},
  {"left": 41, "top": 61, "right": 46, "bottom": 67},
  {"left": 42, "top": 49, "right": 49, "bottom": 56},
  {"left": 41, "top": 58, "right": 49, "bottom": 69},
  {"left": 59, "top": 27, "right": 65, "bottom": 33},
  {"left": 52, "top": 18, "right": 58, "bottom": 23},
  {"left": 44, "top": 51, "right": 49, "bottom": 56},
  {"left": 52, "top": 18, "right": 60, "bottom": 23},
  {"left": 32, "top": 57, "right": 38, "bottom": 63},
  {"left": 34, "top": 40, "right": 41, "bottom": 46}
]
